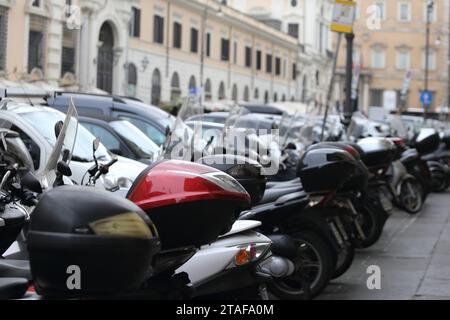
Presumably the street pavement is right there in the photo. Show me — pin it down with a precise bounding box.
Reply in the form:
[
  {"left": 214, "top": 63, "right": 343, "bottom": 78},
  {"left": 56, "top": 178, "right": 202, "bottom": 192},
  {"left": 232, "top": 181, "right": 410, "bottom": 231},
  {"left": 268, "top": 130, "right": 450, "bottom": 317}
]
[{"left": 318, "top": 191, "right": 450, "bottom": 300}]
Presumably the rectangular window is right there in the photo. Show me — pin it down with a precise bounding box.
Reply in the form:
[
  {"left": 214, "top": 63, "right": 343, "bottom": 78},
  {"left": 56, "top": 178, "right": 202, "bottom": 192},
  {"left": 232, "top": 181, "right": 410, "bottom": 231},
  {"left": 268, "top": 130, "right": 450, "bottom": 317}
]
[
  {"left": 266, "top": 54, "right": 272, "bottom": 73},
  {"left": 28, "top": 31, "right": 44, "bottom": 72},
  {"left": 292, "top": 63, "right": 297, "bottom": 80},
  {"left": 32, "top": 0, "right": 41, "bottom": 7},
  {"left": 61, "top": 25, "right": 76, "bottom": 76},
  {"left": 423, "top": 2, "right": 436, "bottom": 22},
  {"left": 173, "top": 22, "right": 182, "bottom": 49},
  {"left": 245, "top": 46, "right": 252, "bottom": 68},
  {"left": 129, "top": 7, "right": 141, "bottom": 37},
  {"left": 371, "top": 49, "right": 385, "bottom": 69},
  {"left": 256, "top": 50, "right": 262, "bottom": 70},
  {"left": 396, "top": 51, "right": 410, "bottom": 70},
  {"left": 275, "top": 57, "right": 281, "bottom": 76},
  {"left": 190, "top": 28, "right": 198, "bottom": 53},
  {"left": 206, "top": 32, "right": 211, "bottom": 57},
  {"left": 221, "top": 38, "right": 230, "bottom": 61},
  {"left": 153, "top": 15, "right": 164, "bottom": 44},
  {"left": 233, "top": 41, "right": 237, "bottom": 64},
  {"left": 375, "top": 2, "right": 385, "bottom": 20},
  {"left": 288, "top": 23, "right": 299, "bottom": 39},
  {"left": 422, "top": 51, "right": 436, "bottom": 70},
  {"left": 370, "top": 89, "right": 384, "bottom": 107},
  {"left": 398, "top": 3, "right": 411, "bottom": 21}
]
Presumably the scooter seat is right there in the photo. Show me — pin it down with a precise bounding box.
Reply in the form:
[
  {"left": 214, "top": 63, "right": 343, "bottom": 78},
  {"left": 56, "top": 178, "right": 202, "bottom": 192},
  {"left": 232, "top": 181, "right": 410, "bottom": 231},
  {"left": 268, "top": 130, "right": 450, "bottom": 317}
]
[
  {"left": 259, "top": 185, "right": 303, "bottom": 205},
  {"left": 422, "top": 153, "right": 438, "bottom": 161},
  {"left": 266, "top": 179, "right": 300, "bottom": 189},
  {"left": 0, "top": 278, "right": 28, "bottom": 300},
  {"left": 0, "top": 260, "right": 31, "bottom": 280}
]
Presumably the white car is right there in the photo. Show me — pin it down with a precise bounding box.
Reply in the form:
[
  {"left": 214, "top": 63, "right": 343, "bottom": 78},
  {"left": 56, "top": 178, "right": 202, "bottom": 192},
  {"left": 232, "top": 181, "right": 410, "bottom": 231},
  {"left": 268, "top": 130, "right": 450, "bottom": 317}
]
[{"left": 0, "top": 102, "right": 146, "bottom": 192}]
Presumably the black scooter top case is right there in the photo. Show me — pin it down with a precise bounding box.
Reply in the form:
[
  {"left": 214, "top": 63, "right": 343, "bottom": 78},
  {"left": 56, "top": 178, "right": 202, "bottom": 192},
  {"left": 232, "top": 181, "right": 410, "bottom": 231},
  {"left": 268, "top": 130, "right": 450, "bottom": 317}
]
[
  {"left": 28, "top": 186, "right": 160, "bottom": 298},
  {"left": 297, "top": 147, "right": 359, "bottom": 194},
  {"left": 413, "top": 128, "right": 440, "bottom": 155},
  {"left": 199, "top": 154, "right": 267, "bottom": 206},
  {"left": 442, "top": 130, "right": 450, "bottom": 149},
  {"left": 357, "top": 137, "right": 396, "bottom": 170},
  {"left": 305, "top": 142, "right": 369, "bottom": 191}
]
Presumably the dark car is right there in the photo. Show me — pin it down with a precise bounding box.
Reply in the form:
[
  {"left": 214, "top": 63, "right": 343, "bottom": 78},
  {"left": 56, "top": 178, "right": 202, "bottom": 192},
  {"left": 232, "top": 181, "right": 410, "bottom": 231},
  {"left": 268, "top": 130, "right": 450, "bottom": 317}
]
[
  {"left": 46, "top": 92, "right": 174, "bottom": 146},
  {"left": 233, "top": 113, "right": 281, "bottom": 132},
  {"left": 239, "top": 103, "right": 284, "bottom": 116},
  {"left": 186, "top": 112, "right": 229, "bottom": 125},
  {"left": 79, "top": 117, "right": 159, "bottom": 164}
]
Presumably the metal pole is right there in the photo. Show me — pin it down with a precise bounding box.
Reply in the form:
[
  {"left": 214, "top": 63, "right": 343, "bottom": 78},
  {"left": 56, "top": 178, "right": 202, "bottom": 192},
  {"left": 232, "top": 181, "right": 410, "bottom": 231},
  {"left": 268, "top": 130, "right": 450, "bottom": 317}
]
[
  {"left": 342, "top": 32, "right": 354, "bottom": 127},
  {"left": 320, "top": 33, "right": 342, "bottom": 141},
  {"left": 424, "top": 1, "right": 433, "bottom": 120},
  {"left": 199, "top": 1, "right": 207, "bottom": 105}
]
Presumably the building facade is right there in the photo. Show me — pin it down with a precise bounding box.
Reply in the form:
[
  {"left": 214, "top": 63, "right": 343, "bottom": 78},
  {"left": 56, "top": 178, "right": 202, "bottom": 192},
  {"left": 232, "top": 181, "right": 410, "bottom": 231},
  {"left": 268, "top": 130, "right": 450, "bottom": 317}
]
[
  {"left": 227, "top": 0, "right": 335, "bottom": 109},
  {"left": 335, "top": 0, "right": 450, "bottom": 113},
  {"left": 0, "top": 0, "right": 299, "bottom": 106}
]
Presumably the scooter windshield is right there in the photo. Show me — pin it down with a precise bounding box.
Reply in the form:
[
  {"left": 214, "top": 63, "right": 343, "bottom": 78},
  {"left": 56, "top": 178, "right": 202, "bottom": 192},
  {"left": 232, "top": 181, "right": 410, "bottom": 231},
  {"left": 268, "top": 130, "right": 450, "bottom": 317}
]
[
  {"left": 158, "top": 97, "right": 202, "bottom": 161},
  {"left": 41, "top": 99, "right": 78, "bottom": 188}
]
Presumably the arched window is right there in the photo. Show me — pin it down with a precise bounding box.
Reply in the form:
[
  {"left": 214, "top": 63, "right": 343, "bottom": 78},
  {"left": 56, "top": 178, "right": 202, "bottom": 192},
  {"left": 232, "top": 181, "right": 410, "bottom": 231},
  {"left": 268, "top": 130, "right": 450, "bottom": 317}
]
[
  {"left": 244, "top": 86, "right": 250, "bottom": 102},
  {"left": 254, "top": 88, "right": 259, "bottom": 100},
  {"left": 232, "top": 84, "right": 238, "bottom": 102},
  {"left": 264, "top": 90, "right": 269, "bottom": 104},
  {"left": 274, "top": 92, "right": 278, "bottom": 102},
  {"left": 151, "top": 69, "right": 161, "bottom": 106},
  {"left": 188, "top": 76, "right": 197, "bottom": 94},
  {"left": 127, "top": 63, "right": 137, "bottom": 98},
  {"left": 204, "top": 79, "right": 212, "bottom": 101},
  {"left": 218, "top": 81, "right": 226, "bottom": 100},
  {"left": 170, "top": 72, "right": 181, "bottom": 103}
]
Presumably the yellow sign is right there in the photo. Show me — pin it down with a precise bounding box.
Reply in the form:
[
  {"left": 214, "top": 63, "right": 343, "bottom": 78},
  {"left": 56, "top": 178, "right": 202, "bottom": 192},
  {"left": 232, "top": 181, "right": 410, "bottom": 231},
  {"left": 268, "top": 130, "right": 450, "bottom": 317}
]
[{"left": 331, "top": 0, "right": 356, "bottom": 34}]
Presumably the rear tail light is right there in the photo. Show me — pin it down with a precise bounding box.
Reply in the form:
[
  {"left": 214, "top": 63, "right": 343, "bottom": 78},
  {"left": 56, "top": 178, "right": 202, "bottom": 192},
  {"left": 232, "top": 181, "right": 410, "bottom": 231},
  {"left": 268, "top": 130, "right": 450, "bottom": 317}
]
[
  {"left": 308, "top": 191, "right": 336, "bottom": 208},
  {"left": 344, "top": 146, "right": 359, "bottom": 159},
  {"left": 230, "top": 243, "right": 270, "bottom": 267}
]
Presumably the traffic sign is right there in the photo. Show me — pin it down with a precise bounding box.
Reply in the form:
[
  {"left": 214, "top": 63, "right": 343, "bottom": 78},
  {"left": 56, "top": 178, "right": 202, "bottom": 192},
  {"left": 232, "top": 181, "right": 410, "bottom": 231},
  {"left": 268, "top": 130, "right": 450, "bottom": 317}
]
[
  {"left": 420, "top": 90, "right": 433, "bottom": 107},
  {"left": 331, "top": 0, "right": 356, "bottom": 34}
]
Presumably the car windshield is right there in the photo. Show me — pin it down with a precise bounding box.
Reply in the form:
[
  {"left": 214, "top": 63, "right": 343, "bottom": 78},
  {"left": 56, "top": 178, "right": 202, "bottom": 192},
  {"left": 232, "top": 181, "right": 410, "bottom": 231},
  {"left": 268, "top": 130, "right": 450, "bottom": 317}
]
[
  {"left": 109, "top": 120, "right": 159, "bottom": 160},
  {"left": 21, "top": 110, "right": 111, "bottom": 162}
]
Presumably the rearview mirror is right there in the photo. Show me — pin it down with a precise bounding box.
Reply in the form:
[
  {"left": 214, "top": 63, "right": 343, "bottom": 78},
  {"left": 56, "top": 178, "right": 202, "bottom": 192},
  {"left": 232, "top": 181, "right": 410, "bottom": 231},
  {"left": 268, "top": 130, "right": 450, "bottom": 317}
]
[
  {"left": 54, "top": 121, "right": 64, "bottom": 139},
  {"left": 93, "top": 138, "right": 100, "bottom": 153},
  {"left": 286, "top": 142, "right": 296, "bottom": 150},
  {"left": 21, "top": 172, "right": 43, "bottom": 194},
  {"left": 57, "top": 160, "right": 72, "bottom": 177}
]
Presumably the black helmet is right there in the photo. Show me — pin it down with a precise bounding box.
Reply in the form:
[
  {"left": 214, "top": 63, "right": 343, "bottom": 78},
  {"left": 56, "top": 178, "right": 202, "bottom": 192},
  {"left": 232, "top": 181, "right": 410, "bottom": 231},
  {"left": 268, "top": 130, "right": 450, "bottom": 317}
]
[{"left": 28, "top": 186, "right": 160, "bottom": 298}]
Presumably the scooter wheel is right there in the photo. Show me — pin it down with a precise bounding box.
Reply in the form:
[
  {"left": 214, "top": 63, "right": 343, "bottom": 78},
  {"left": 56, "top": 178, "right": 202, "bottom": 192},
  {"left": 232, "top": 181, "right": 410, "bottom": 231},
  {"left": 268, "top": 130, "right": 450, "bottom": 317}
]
[
  {"left": 400, "top": 179, "right": 424, "bottom": 214},
  {"left": 358, "top": 202, "right": 384, "bottom": 248},
  {"left": 331, "top": 242, "right": 355, "bottom": 279},
  {"left": 267, "top": 231, "right": 334, "bottom": 300}
]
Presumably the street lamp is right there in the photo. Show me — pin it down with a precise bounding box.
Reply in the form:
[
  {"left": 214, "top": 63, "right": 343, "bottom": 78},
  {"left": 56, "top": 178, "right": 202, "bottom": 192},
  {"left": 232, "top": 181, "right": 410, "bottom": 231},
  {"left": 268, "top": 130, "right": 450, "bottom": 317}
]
[{"left": 424, "top": 0, "right": 434, "bottom": 120}]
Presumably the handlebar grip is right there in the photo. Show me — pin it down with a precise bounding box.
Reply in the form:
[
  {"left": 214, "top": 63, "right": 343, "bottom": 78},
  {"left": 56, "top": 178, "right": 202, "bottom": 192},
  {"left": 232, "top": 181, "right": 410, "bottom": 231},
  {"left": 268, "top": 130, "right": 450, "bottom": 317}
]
[{"left": 108, "top": 158, "right": 119, "bottom": 167}]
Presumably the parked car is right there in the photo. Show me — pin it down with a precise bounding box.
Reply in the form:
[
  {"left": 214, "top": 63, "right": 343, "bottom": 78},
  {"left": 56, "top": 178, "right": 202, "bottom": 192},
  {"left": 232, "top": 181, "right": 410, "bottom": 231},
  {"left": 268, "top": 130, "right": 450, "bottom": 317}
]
[
  {"left": 186, "top": 112, "right": 229, "bottom": 124},
  {"left": 46, "top": 92, "right": 175, "bottom": 146},
  {"left": 79, "top": 117, "right": 159, "bottom": 164},
  {"left": 0, "top": 101, "right": 146, "bottom": 190},
  {"left": 239, "top": 103, "right": 284, "bottom": 115}
]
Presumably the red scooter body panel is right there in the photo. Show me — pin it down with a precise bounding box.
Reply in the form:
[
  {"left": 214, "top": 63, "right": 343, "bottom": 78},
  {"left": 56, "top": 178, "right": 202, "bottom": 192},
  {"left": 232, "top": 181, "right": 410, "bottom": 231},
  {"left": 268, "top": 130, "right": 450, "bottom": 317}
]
[{"left": 128, "top": 160, "right": 251, "bottom": 250}]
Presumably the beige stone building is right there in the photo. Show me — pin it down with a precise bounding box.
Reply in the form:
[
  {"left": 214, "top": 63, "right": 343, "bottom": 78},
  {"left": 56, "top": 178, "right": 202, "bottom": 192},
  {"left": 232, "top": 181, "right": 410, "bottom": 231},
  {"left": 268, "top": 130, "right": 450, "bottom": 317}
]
[
  {"left": 227, "top": 0, "right": 335, "bottom": 109},
  {"left": 335, "top": 0, "right": 450, "bottom": 113},
  {"left": 127, "top": 0, "right": 298, "bottom": 105},
  {"left": 0, "top": 0, "right": 299, "bottom": 106}
]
